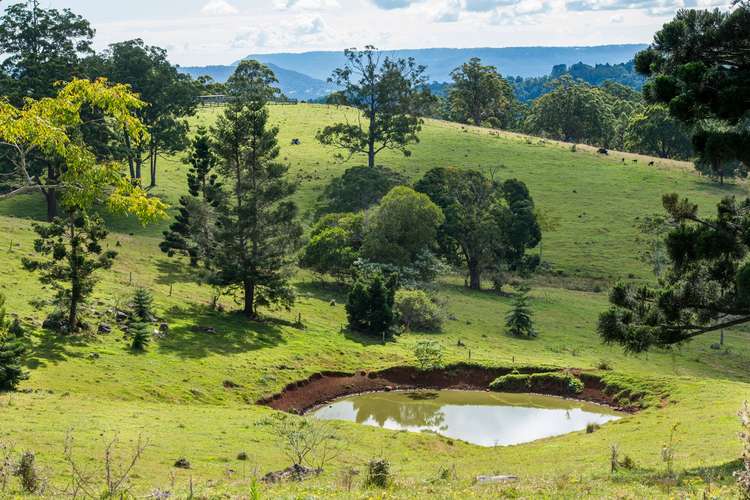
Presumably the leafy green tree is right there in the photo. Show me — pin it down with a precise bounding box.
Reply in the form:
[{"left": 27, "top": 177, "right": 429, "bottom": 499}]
[
  {"left": 395, "top": 290, "right": 444, "bottom": 332},
  {"left": 23, "top": 212, "right": 117, "bottom": 333},
  {"left": 505, "top": 286, "right": 536, "bottom": 337},
  {"left": 209, "top": 61, "right": 303, "bottom": 318},
  {"left": 624, "top": 105, "right": 693, "bottom": 159},
  {"left": 0, "top": 1, "right": 94, "bottom": 103},
  {"left": 413, "top": 340, "right": 444, "bottom": 370},
  {"left": 316, "top": 46, "right": 432, "bottom": 168},
  {"left": 315, "top": 165, "right": 406, "bottom": 216},
  {"left": 415, "top": 168, "right": 541, "bottom": 290},
  {"left": 100, "top": 39, "right": 199, "bottom": 186},
  {"left": 0, "top": 78, "right": 167, "bottom": 222},
  {"left": 346, "top": 272, "right": 398, "bottom": 340},
  {"left": 362, "top": 186, "right": 445, "bottom": 267},
  {"left": 300, "top": 212, "right": 365, "bottom": 281},
  {"left": 0, "top": 293, "right": 27, "bottom": 390},
  {"left": 131, "top": 287, "right": 154, "bottom": 322},
  {"left": 635, "top": 5, "right": 750, "bottom": 182},
  {"left": 599, "top": 193, "right": 750, "bottom": 352},
  {"left": 524, "top": 76, "right": 617, "bottom": 146},
  {"left": 449, "top": 57, "right": 516, "bottom": 128},
  {"left": 160, "top": 127, "right": 222, "bottom": 266}
]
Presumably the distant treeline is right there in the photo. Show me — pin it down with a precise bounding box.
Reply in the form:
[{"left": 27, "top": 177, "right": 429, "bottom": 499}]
[{"left": 428, "top": 60, "right": 645, "bottom": 103}]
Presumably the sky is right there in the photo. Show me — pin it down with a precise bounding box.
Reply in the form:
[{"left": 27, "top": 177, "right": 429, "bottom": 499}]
[{"left": 23, "top": 0, "right": 732, "bottom": 66}]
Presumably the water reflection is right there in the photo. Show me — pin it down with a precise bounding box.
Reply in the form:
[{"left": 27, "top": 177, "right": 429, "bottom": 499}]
[{"left": 310, "top": 390, "right": 622, "bottom": 447}]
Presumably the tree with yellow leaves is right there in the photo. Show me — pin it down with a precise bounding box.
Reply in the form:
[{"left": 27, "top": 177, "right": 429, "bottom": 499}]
[{"left": 1, "top": 78, "right": 167, "bottom": 333}]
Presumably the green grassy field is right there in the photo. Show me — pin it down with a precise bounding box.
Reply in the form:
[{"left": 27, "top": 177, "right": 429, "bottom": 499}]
[{"left": 0, "top": 104, "right": 748, "bottom": 498}]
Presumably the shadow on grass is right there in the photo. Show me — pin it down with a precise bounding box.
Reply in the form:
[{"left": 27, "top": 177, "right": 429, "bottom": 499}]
[
  {"left": 609, "top": 459, "right": 742, "bottom": 489},
  {"left": 26, "top": 328, "right": 89, "bottom": 369},
  {"left": 295, "top": 279, "right": 349, "bottom": 303},
  {"left": 157, "top": 303, "right": 288, "bottom": 359},
  {"left": 153, "top": 258, "right": 203, "bottom": 286}
]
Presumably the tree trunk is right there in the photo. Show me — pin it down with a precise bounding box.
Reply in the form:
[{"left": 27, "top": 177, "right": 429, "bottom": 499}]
[
  {"left": 68, "top": 221, "right": 79, "bottom": 332},
  {"left": 44, "top": 163, "right": 59, "bottom": 221},
  {"left": 243, "top": 280, "right": 255, "bottom": 318},
  {"left": 149, "top": 143, "right": 157, "bottom": 188},
  {"left": 468, "top": 260, "right": 481, "bottom": 290},
  {"left": 44, "top": 188, "right": 58, "bottom": 221},
  {"left": 368, "top": 95, "right": 376, "bottom": 168}
]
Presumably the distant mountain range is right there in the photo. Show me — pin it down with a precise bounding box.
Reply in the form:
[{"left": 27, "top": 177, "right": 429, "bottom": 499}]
[
  {"left": 180, "top": 44, "right": 648, "bottom": 101},
  {"left": 179, "top": 62, "right": 336, "bottom": 100}
]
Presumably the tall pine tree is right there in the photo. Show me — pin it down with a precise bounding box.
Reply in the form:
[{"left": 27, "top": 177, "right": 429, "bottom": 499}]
[
  {"left": 209, "top": 61, "right": 303, "bottom": 318},
  {"left": 0, "top": 293, "right": 27, "bottom": 390},
  {"left": 160, "top": 127, "right": 222, "bottom": 267}
]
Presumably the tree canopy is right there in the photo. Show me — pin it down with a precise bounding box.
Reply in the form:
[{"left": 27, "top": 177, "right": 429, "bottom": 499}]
[
  {"left": 449, "top": 57, "right": 516, "bottom": 128},
  {"left": 0, "top": 78, "right": 166, "bottom": 222},
  {"left": 635, "top": 4, "right": 750, "bottom": 181},
  {"left": 599, "top": 193, "right": 750, "bottom": 352},
  {"left": 415, "top": 168, "right": 541, "bottom": 290},
  {"left": 99, "top": 39, "right": 199, "bottom": 186},
  {"left": 316, "top": 46, "right": 432, "bottom": 168}
]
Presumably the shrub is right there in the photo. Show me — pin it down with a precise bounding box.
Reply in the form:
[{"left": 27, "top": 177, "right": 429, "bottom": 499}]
[
  {"left": 15, "top": 451, "right": 39, "bottom": 493},
  {"left": 490, "top": 372, "right": 584, "bottom": 395},
  {"left": 529, "top": 372, "right": 584, "bottom": 394},
  {"left": 489, "top": 373, "right": 531, "bottom": 392},
  {"left": 365, "top": 458, "right": 391, "bottom": 488},
  {"left": 413, "top": 340, "right": 444, "bottom": 370},
  {"left": 395, "top": 290, "right": 444, "bottom": 331},
  {"left": 586, "top": 422, "right": 601, "bottom": 433}
]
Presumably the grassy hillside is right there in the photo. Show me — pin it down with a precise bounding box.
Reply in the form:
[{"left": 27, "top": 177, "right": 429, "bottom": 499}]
[{"left": 0, "top": 104, "right": 748, "bottom": 498}]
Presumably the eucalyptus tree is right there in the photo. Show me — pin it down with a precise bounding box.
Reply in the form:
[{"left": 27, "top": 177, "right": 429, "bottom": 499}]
[{"left": 317, "top": 46, "right": 433, "bottom": 168}]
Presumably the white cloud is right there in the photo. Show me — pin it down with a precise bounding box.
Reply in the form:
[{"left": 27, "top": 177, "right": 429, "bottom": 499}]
[
  {"left": 434, "top": 0, "right": 462, "bottom": 21},
  {"left": 200, "top": 0, "right": 239, "bottom": 16},
  {"left": 232, "top": 15, "right": 335, "bottom": 51},
  {"left": 274, "top": 0, "right": 340, "bottom": 9}
]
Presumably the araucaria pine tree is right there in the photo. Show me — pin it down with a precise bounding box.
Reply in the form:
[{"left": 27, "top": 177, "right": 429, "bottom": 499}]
[
  {"left": 160, "top": 127, "right": 223, "bottom": 267},
  {"left": 209, "top": 61, "right": 303, "bottom": 318},
  {"left": 346, "top": 273, "right": 398, "bottom": 340},
  {"left": 131, "top": 287, "right": 154, "bottom": 322},
  {"left": 505, "top": 286, "right": 536, "bottom": 338},
  {"left": 22, "top": 211, "right": 117, "bottom": 333},
  {"left": 0, "top": 293, "right": 28, "bottom": 390},
  {"left": 129, "top": 321, "right": 151, "bottom": 352}
]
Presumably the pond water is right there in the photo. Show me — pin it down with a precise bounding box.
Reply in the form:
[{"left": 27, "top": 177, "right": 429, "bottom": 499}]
[{"left": 310, "top": 390, "right": 622, "bottom": 447}]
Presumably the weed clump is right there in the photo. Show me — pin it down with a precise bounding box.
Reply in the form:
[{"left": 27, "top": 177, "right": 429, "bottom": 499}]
[{"left": 365, "top": 458, "right": 391, "bottom": 488}]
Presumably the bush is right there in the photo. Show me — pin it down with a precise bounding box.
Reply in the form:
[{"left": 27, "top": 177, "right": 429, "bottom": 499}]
[
  {"left": 316, "top": 165, "right": 406, "bottom": 216},
  {"left": 365, "top": 458, "right": 391, "bottom": 488},
  {"left": 489, "top": 373, "right": 531, "bottom": 392},
  {"left": 395, "top": 290, "right": 444, "bottom": 331},
  {"left": 16, "top": 451, "right": 39, "bottom": 493},
  {"left": 586, "top": 422, "right": 601, "bottom": 433},
  {"left": 490, "top": 372, "right": 584, "bottom": 395},
  {"left": 413, "top": 340, "right": 444, "bottom": 370}
]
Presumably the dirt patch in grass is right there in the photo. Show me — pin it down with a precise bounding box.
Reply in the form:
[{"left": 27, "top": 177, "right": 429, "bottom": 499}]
[{"left": 257, "top": 364, "right": 640, "bottom": 414}]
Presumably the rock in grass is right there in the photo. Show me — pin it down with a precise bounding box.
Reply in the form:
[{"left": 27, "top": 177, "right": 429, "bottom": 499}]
[{"left": 476, "top": 475, "right": 518, "bottom": 484}]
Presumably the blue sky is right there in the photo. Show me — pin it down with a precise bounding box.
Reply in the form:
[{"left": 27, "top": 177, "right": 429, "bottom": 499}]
[{"left": 26, "top": 0, "right": 732, "bottom": 66}]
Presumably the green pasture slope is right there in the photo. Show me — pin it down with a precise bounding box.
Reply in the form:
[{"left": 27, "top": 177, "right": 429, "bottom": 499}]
[{"left": 0, "top": 104, "right": 748, "bottom": 498}]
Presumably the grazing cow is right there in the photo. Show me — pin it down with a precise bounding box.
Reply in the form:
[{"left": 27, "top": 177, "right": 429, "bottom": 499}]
[
  {"left": 597, "top": 148, "right": 608, "bottom": 155},
  {"left": 291, "top": 138, "right": 301, "bottom": 145},
  {"left": 632, "top": 159, "right": 638, "bottom": 163},
  {"left": 648, "top": 161, "right": 655, "bottom": 166}
]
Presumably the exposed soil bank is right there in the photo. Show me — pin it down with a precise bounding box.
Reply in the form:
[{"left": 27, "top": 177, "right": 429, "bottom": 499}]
[{"left": 257, "top": 364, "right": 635, "bottom": 414}]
